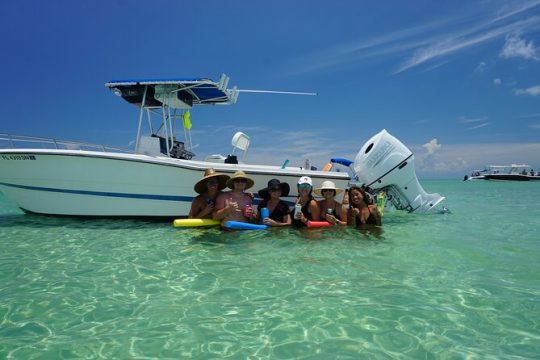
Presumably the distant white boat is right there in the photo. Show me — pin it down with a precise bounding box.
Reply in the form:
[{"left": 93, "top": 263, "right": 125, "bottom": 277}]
[
  {"left": 0, "top": 75, "right": 444, "bottom": 217},
  {"left": 465, "top": 164, "right": 540, "bottom": 181}
]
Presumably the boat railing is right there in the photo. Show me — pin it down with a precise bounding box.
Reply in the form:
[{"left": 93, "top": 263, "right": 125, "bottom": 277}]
[{"left": 0, "top": 133, "right": 133, "bottom": 154}]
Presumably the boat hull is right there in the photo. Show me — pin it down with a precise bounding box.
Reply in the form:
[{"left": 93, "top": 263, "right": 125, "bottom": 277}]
[
  {"left": 483, "top": 174, "right": 540, "bottom": 181},
  {"left": 0, "top": 150, "right": 350, "bottom": 218}
]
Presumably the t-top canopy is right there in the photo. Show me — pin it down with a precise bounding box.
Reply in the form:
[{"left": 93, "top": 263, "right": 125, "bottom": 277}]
[{"left": 105, "top": 76, "right": 237, "bottom": 108}]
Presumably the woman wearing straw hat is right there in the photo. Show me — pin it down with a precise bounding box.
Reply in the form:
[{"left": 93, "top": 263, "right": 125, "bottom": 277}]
[
  {"left": 314, "top": 180, "right": 347, "bottom": 225},
  {"left": 188, "top": 168, "right": 230, "bottom": 219},
  {"left": 257, "top": 179, "right": 292, "bottom": 227},
  {"left": 214, "top": 170, "right": 256, "bottom": 223}
]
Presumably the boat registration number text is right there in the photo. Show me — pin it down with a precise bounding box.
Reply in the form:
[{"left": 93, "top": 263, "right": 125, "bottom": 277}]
[{"left": 1, "top": 155, "right": 36, "bottom": 161}]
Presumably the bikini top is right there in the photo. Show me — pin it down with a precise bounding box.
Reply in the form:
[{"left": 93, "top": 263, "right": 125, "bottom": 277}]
[
  {"left": 355, "top": 205, "right": 377, "bottom": 226},
  {"left": 292, "top": 197, "right": 314, "bottom": 227},
  {"left": 365, "top": 207, "right": 377, "bottom": 225}
]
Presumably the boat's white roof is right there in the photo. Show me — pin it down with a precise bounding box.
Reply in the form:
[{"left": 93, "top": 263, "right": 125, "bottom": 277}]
[{"left": 105, "top": 77, "right": 235, "bottom": 107}]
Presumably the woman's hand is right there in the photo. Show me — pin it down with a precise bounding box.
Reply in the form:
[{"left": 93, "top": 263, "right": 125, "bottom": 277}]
[
  {"left": 204, "top": 201, "right": 214, "bottom": 212},
  {"left": 325, "top": 213, "right": 337, "bottom": 224},
  {"left": 264, "top": 218, "right": 278, "bottom": 226},
  {"left": 225, "top": 199, "right": 238, "bottom": 213}
]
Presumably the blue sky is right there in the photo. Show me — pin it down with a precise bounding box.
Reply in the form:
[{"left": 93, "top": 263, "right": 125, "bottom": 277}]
[{"left": 1, "top": 0, "right": 539, "bottom": 178}]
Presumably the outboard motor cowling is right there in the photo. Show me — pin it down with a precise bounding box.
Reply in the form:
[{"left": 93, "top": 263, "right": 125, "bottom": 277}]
[{"left": 353, "top": 129, "right": 445, "bottom": 213}]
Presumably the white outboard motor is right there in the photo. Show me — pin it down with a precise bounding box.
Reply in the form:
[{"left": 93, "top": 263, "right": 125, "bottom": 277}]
[{"left": 353, "top": 129, "right": 445, "bottom": 213}]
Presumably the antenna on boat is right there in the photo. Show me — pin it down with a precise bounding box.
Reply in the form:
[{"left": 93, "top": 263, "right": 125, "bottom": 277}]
[
  {"left": 227, "top": 88, "right": 316, "bottom": 104},
  {"left": 215, "top": 73, "right": 316, "bottom": 104},
  {"left": 235, "top": 89, "right": 317, "bottom": 96}
]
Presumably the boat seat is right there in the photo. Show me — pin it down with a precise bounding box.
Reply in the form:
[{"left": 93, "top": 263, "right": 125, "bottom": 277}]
[
  {"left": 152, "top": 135, "right": 194, "bottom": 160},
  {"left": 231, "top": 132, "right": 250, "bottom": 160}
]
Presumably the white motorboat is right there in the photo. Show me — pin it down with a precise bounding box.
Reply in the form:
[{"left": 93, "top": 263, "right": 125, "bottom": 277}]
[
  {"left": 0, "top": 75, "right": 444, "bottom": 217},
  {"left": 465, "top": 165, "right": 540, "bottom": 181}
]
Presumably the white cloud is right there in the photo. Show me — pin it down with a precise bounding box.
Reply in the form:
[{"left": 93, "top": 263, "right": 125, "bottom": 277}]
[
  {"left": 288, "top": 2, "right": 540, "bottom": 75},
  {"left": 474, "top": 61, "right": 487, "bottom": 73},
  {"left": 395, "top": 16, "right": 540, "bottom": 73},
  {"left": 467, "top": 122, "right": 490, "bottom": 130},
  {"left": 493, "top": 78, "right": 502, "bottom": 85},
  {"left": 514, "top": 85, "right": 540, "bottom": 96},
  {"left": 493, "top": 0, "right": 540, "bottom": 22},
  {"left": 422, "top": 138, "right": 442, "bottom": 154},
  {"left": 531, "top": 123, "right": 540, "bottom": 129},
  {"left": 459, "top": 115, "right": 488, "bottom": 123},
  {"left": 458, "top": 116, "right": 489, "bottom": 130},
  {"left": 499, "top": 34, "right": 539, "bottom": 60},
  {"left": 520, "top": 112, "right": 540, "bottom": 118}
]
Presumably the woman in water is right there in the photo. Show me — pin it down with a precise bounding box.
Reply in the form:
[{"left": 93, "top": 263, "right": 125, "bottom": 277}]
[
  {"left": 347, "top": 185, "right": 382, "bottom": 227},
  {"left": 292, "top": 176, "right": 320, "bottom": 227},
  {"left": 188, "top": 168, "right": 230, "bottom": 219},
  {"left": 257, "top": 179, "right": 291, "bottom": 227},
  {"left": 314, "top": 180, "right": 346, "bottom": 225},
  {"left": 213, "top": 170, "right": 256, "bottom": 224}
]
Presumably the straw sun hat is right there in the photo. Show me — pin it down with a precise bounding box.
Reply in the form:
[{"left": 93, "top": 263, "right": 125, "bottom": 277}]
[
  {"left": 226, "top": 170, "right": 255, "bottom": 190},
  {"left": 314, "top": 180, "right": 343, "bottom": 196},
  {"left": 194, "top": 168, "right": 230, "bottom": 194}
]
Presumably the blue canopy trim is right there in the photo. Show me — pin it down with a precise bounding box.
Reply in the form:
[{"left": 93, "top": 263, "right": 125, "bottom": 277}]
[{"left": 105, "top": 77, "right": 234, "bottom": 107}]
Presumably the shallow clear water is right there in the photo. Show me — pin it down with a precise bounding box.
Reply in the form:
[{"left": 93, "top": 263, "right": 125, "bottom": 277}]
[{"left": 0, "top": 180, "right": 539, "bottom": 359}]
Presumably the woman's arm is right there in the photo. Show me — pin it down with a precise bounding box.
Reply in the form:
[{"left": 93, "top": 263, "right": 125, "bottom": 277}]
[
  {"left": 371, "top": 205, "right": 382, "bottom": 226},
  {"left": 189, "top": 196, "right": 214, "bottom": 219},
  {"left": 346, "top": 206, "right": 360, "bottom": 226},
  {"left": 188, "top": 196, "right": 200, "bottom": 219},
  {"left": 309, "top": 199, "right": 321, "bottom": 221}
]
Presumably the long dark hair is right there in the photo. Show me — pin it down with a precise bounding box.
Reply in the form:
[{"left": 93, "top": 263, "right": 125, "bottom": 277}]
[{"left": 348, "top": 185, "right": 371, "bottom": 206}]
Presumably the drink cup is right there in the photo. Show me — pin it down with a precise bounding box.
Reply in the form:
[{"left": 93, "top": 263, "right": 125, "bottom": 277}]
[
  {"left": 261, "top": 207, "right": 269, "bottom": 220},
  {"left": 294, "top": 204, "right": 302, "bottom": 219}
]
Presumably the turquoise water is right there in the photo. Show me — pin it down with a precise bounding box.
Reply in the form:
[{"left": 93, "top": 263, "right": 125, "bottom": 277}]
[{"left": 0, "top": 180, "right": 539, "bottom": 359}]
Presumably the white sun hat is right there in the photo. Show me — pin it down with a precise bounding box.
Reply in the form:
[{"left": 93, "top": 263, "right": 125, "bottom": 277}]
[{"left": 314, "top": 180, "right": 343, "bottom": 196}]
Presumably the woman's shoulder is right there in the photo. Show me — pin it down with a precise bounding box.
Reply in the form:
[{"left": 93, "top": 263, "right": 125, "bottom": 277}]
[{"left": 193, "top": 193, "right": 204, "bottom": 201}]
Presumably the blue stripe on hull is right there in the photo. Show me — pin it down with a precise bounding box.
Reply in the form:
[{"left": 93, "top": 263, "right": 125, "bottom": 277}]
[{"left": 0, "top": 182, "right": 193, "bottom": 202}]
